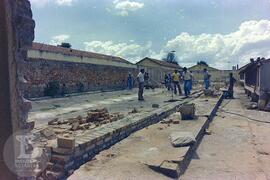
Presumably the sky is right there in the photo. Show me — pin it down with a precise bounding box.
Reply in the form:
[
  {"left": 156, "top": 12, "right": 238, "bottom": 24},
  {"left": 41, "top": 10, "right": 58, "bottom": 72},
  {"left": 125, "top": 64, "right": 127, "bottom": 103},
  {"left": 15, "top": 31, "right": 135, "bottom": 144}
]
[{"left": 30, "top": 0, "right": 270, "bottom": 69}]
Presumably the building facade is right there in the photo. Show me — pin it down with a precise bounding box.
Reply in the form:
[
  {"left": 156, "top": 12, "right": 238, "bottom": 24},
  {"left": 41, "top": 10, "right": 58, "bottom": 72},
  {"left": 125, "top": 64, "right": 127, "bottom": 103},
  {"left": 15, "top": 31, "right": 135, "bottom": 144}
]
[
  {"left": 188, "top": 64, "right": 238, "bottom": 83},
  {"left": 25, "top": 43, "right": 138, "bottom": 98},
  {"left": 239, "top": 58, "right": 270, "bottom": 108},
  {"left": 136, "top": 57, "right": 182, "bottom": 86}
]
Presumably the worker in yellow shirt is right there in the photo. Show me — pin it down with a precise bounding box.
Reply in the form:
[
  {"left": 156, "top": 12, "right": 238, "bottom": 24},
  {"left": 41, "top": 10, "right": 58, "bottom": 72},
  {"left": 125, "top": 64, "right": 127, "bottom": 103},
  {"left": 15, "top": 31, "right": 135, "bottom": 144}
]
[{"left": 172, "top": 70, "right": 182, "bottom": 95}]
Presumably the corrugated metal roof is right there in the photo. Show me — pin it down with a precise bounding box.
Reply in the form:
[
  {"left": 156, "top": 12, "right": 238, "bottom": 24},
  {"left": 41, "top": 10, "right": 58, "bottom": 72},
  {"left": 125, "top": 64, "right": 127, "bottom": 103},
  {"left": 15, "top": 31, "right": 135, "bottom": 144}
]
[
  {"left": 31, "top": 42, "right": 133, "bottom": 64},
  {"left": 239, "top": 58, "right": 270, "bottom": 74}
]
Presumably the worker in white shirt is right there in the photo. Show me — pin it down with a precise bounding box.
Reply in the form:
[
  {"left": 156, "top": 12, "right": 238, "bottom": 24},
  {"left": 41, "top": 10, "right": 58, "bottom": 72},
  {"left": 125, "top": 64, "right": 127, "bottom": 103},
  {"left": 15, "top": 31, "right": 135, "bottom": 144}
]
[{"left": 137, "top": 69, "right": 145, "bottom": 101}]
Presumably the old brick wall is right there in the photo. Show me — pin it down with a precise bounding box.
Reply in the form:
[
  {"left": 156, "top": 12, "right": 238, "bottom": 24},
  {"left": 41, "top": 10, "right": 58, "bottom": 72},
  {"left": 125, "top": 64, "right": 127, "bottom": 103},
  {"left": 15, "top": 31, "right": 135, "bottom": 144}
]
[
  {"left": 0, "top": 0, "right": 35, "bottom": 179},
  {"left": 24, "top": 58, "right": 138, "bottom": 98}
]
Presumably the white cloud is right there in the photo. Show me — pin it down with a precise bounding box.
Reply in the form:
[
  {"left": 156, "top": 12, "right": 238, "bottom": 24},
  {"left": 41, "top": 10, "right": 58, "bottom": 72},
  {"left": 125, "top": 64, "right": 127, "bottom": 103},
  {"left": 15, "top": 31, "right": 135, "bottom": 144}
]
[
  {"left": 50, "top": 34, "right": 70, "bottom": 46},
  {"left": 55, "top": 0, "right": 74, "bottom": 6},
  {"left": 30, "top": 0, "right": 75, "bottom": 7},
  {"left": 162, "top": 20, "right": 270, "bottom": 69},
  {"left": 29, "top": 0, "right": 51, "bottom": 7},
  {"left": 113, "top": 0, "right": 144, "bottom": 16},
  {"left": 84, "top": 40, "right": 154, "bottom": 62}
]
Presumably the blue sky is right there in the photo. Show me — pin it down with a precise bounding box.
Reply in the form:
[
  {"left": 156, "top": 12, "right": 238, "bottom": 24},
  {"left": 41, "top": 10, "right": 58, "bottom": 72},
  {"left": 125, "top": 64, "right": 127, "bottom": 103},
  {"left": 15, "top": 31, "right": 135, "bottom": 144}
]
[{"left": 30, "top": 0, "right": 270, "bottom": 69}]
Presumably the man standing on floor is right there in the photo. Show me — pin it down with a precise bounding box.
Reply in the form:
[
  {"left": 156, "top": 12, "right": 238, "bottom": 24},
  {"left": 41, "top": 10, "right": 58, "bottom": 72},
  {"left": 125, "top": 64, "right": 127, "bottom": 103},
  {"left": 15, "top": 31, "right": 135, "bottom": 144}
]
[
  {"left": 144, "top": 72, "right": 149, "bottom": 89},
  {"left": 172, "top": 70, "right": 182, "bottom": 95},
  {"left": 190, "top": 70, "right": 194, "bottom": 90},
  {"left": 127, "top": 73, "right": 134, "bottom": 90},
  {"left": 182, "top": 67, "right": 192, "bottom": 97},
  {"left": 203, "top": 68, "right": 211, "bottom": 90},
  {"left": 137, "top": 69, "right": 145, "bottom": 101},
  {"left": 227, "top": 73, "right": 236, "bottom": 98}
]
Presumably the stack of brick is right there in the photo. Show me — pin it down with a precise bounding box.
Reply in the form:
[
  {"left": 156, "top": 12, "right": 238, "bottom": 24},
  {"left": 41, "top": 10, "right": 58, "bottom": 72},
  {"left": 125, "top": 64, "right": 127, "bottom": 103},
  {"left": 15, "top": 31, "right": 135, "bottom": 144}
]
[
  {"left": 86, "top": 108, "right": 124, "bottom": 125},
  {"left": 86, "top": 108, "right": 110, "bottom": 123}
]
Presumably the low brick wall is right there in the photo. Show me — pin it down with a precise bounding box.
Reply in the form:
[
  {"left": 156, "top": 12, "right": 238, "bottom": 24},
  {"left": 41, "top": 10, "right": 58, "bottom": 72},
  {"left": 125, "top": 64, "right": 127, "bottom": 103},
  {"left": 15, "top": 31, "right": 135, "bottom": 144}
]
[
  {"left": 24, "top": 58, "right": 138, "bottom": 98},
  {"left": 39, "top": 95, "right": 201, "bottom": 179}
]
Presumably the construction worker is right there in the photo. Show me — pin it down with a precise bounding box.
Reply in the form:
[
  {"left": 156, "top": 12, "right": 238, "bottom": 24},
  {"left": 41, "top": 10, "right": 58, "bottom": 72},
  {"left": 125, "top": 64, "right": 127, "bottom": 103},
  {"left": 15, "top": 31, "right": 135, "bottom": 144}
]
[
  {"left": 203, "top": 68, "right": 211, "bottom": 90},
  {"left": 182, "top": 67, "right": 192, "bottom": 97},
  {"left": 164, "top": 74, "right": 169, "bottom": 89},
  {"left": 144, "top": 72, "right": 149, "bottom": 89},
  {"left": 167, "top": 73, "right": 172, "bottom": 91},
  {"left": 172, "top": 70, "right": 182, "bottom": 95},
  {"left": 227, "top": 73, "right": 236, "bottom": 98},
  {"left": 190, "top": 70, "right": 194, "bottom": 90},
  {"left": 137, "top": 69, "right": 145, "bottom": 101},
  {"left": 127, "top": 73, "right": 133, "bottom": 90}
]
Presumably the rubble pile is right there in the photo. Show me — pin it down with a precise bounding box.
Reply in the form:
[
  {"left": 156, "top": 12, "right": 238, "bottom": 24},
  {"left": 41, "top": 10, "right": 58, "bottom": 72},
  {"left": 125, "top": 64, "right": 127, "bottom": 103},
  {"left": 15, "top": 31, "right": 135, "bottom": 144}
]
[
  {"left": 33, "top": 108, "right": 125, "bottom": 179},
  {"left": 47, "top": 108, "right": 124, "bottom": 133},
  {"left": 86, "top": 108, "right": 124, "bottom": 125}
]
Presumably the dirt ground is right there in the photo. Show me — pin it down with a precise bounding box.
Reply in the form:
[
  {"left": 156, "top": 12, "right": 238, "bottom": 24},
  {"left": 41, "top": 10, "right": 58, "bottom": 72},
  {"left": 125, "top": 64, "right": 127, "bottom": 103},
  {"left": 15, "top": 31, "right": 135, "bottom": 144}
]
[{"left": 182, "top": 89, "right": 270, "bottom": 180}]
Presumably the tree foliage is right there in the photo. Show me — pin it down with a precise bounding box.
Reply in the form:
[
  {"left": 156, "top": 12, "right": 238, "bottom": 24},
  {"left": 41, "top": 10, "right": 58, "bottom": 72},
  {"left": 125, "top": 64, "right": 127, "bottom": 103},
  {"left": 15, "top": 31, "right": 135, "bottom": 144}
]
[
  {"left": 197, "top": 61, "right": 208, "bottom": 66},
  {"left": 163, "top": 51, "right": 179, "bottom": 65},
  {"left": 60, "top": 42, "right": 72, "bottom": 48}
]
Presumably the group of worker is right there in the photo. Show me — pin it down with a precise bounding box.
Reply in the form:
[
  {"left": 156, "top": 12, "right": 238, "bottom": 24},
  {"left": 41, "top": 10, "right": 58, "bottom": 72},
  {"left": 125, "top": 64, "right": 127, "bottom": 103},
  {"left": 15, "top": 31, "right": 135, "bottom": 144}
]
[
  {"left": 164, "top": 68, "right": 211, "bottom": 97},
  {"left": 128, "top": 67, "right": 236, "bottom": 101}
]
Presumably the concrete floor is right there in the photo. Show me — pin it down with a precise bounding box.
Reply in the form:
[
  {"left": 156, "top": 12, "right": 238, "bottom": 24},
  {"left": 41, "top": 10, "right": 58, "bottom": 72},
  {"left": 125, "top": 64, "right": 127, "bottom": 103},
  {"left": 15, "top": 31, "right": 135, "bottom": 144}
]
[
  {"left": 182, "top": 89, "right": 270, "bottom": 180},
  {"left": 30, "top": 86, "right": 270, "bottom": 180},
  {"left": 29, "top": 88, "right": 185, "bottom": 128}
]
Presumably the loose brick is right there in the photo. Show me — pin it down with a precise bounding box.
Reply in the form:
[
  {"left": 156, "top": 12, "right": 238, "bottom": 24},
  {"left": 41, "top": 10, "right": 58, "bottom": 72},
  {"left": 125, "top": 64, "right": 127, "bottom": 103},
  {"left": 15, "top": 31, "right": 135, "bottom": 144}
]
[{"left": 57, "top": 136, "right": 75, "bottom": 149}]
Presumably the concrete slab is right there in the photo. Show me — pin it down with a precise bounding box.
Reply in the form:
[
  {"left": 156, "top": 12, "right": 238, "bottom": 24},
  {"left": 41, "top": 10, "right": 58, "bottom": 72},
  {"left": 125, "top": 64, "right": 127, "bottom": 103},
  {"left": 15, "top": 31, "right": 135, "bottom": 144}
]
[{"left": 182, "top": 88, "right": 270, "bottom": 180}]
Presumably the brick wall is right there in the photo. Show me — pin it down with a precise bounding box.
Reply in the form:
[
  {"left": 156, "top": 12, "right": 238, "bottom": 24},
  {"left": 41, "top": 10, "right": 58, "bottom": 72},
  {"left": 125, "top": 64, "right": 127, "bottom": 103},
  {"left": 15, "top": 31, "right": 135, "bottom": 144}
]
[{"left": 24, "top": 58, "right": 138, "bottom": 98}]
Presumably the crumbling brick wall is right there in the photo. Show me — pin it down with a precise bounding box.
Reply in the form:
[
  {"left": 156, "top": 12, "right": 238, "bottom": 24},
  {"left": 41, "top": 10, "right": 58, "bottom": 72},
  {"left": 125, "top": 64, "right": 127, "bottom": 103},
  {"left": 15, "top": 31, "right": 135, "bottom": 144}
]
[{"left": 24, "top": 58, "right": 138, "bottom": 98}]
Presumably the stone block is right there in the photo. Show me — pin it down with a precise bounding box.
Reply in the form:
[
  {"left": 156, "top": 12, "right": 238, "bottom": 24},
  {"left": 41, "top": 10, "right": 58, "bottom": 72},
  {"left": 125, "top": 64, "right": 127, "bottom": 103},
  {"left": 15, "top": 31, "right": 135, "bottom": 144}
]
[
  {"left": 71, "top": 122, "right": 80, "bottom": 131},
  {"left": 41, "top": 127, "right": 55, "bottom": 138},
  {"left": 57, "top": 136, "right": 75, "bottom": 149},
  {"left": 179, "top": 103, "right": 195, "bottom": 120},
  {"left": 51, "top": 154, "right": 71, "bottom": 164},
  {"left": 159, "top": 161, "right": 180, "bottom": 178},
  {"left": 52, "top": 147, "right": 74, "bottom": 155}
]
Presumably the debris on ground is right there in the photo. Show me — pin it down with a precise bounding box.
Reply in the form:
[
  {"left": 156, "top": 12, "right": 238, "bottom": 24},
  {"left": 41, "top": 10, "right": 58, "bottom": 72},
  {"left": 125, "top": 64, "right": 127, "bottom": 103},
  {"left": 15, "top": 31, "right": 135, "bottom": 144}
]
[
  {"left": 247, "top": 102, "right": 258, "bottom": 109},
  {"left": 170, "top": 132, "right": 196, "bottom": 147},
  {"left": 48, "top": 118, "right": 59, "bottom": 125},
  {"left": 105, "top": 153, "right": 117, "bottom": 158},
  {"left": 160, "top": 119, "right": 173, "bottom": 124},
  {"left": 129, "top": 108, "right": 139, "bottom": 114},
  {"left": 41, "top": 127, "right": 55, "bottom": 138},
  {"left": 204, "top": 89, "right": 220, "bottom": 97},
  {"left": 46, "top": 108, "right": 124, "bottom": 134},
  {"left": 172, "top": 120, "right": 180, "bottom": 124},
  {"left": 152, "top": 104, "right": 160, "bottom": 108},
  {"left": 204, "top": 89, "right": 214, "bottom": 96},
  {"left": 205, "top": 129, "right": 212, "bottom": 135}
]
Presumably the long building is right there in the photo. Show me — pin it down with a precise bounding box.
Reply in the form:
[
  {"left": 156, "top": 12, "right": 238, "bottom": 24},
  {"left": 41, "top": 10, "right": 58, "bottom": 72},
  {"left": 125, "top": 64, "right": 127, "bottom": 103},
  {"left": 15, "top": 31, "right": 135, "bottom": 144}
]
[
  {"left": 136, "top": 57, "right": 182, "bottom": 85},
  {"left": 25, "top": 42, "right": 138, "bottom": 98},
  {"left": 188, "top": 64, "right": 238, "bottom": 83},
  {"left": 239, "top": 58, "right": 270, "bottom": 109}
]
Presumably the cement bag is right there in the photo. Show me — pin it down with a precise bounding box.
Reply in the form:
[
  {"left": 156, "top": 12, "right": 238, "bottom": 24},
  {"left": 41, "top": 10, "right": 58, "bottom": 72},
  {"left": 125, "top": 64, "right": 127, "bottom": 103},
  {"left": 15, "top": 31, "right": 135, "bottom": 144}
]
[{"left": 170, "top": 132, "right": 196, "bottom": 147}]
